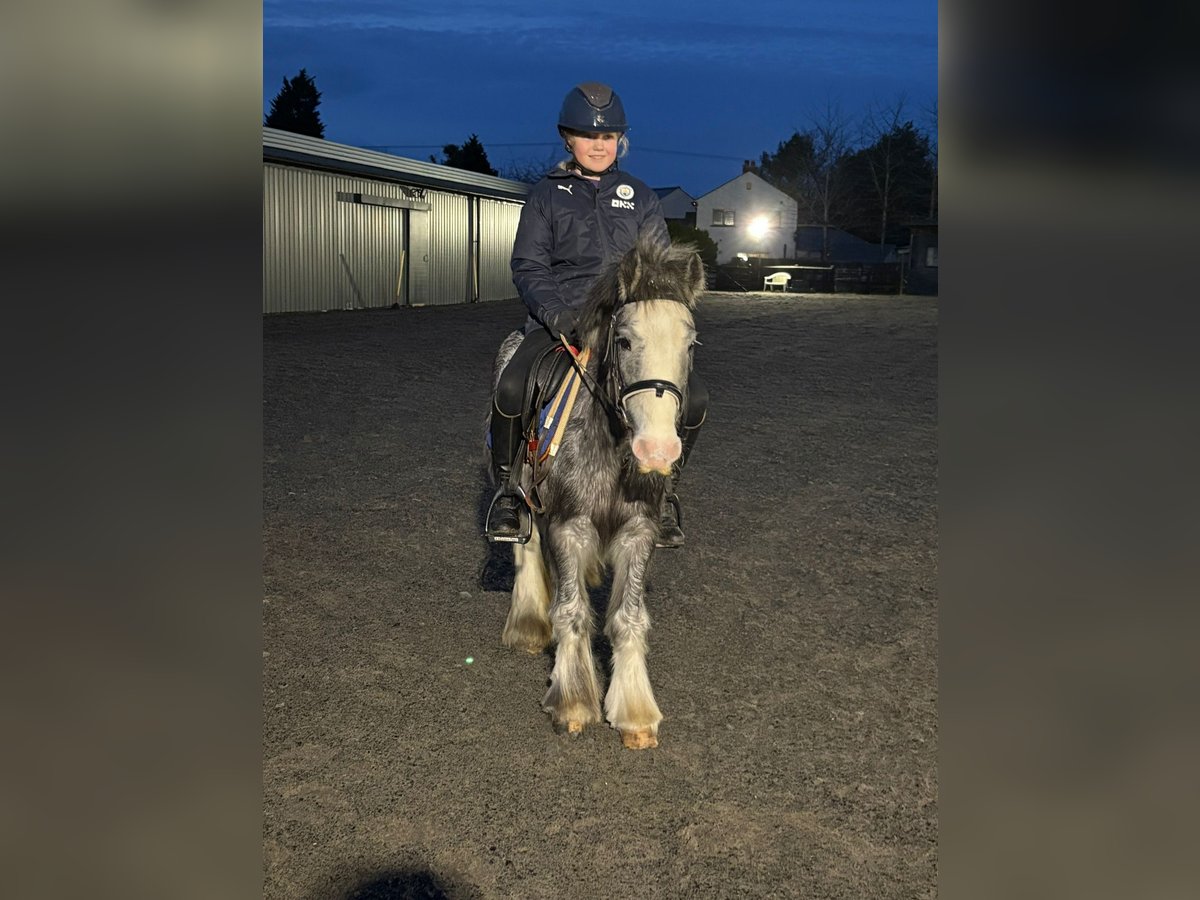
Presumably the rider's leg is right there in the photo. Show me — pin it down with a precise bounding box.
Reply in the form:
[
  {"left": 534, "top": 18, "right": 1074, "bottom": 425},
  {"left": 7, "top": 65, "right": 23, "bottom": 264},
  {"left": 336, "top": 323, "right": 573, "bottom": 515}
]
[
  {"left": 487, "top": 329, "right": 555, "bottom": 541},
  {"left": 656, "top": 371, "right": 708, "bottom": 549}
]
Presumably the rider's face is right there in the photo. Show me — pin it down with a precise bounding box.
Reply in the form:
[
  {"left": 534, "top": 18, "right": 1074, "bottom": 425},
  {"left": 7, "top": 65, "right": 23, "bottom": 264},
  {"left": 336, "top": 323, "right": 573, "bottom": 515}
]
[{"left": 569, "top": 131, "right": 618, "bottom": 173}]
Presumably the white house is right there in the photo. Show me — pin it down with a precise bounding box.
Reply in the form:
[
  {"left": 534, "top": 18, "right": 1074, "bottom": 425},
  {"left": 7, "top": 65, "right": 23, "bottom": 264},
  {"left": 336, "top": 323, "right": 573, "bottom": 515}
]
[
  {"left": 653, "top": 186, "right": 696, "bottom": 224},
  {"left": 695, "top": 163, "right": 798, "bottom": 264}
]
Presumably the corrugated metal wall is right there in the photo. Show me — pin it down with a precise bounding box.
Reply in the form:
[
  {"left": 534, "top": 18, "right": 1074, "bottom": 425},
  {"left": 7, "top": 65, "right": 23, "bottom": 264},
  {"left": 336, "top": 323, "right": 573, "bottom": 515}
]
[
  {"left": 264, "top": 164, "right": 340, "bottom": 313},
  {"left": 336, "top": 190, "right": 406, "bottom": 310},
  {"left": 264, "top": 162, "right": 523, "bottom": 314},
  {"left": 422, "top": 191, "right": 468, "bottom": 307},
  {"left": 478, "top": 199, "right": 523, "bottom": 302}
]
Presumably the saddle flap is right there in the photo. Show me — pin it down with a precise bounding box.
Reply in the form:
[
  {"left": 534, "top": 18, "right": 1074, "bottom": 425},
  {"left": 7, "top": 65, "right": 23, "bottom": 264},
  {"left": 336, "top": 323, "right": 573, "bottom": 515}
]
[{"left": 535, "top": 348, "right": 591, "bottom": 462}]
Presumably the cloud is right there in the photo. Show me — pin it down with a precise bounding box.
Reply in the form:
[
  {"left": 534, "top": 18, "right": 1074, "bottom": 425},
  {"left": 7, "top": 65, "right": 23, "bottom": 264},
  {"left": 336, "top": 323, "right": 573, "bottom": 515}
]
[{"left": 263, "top": 0, "right": 937, "bottom": 194}]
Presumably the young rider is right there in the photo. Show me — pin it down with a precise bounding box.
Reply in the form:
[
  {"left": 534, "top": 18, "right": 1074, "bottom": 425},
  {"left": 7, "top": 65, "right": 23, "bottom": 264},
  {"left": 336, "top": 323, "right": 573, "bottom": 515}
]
[{"left": 486, "top": 82, "right": 707, "bottom": 547}]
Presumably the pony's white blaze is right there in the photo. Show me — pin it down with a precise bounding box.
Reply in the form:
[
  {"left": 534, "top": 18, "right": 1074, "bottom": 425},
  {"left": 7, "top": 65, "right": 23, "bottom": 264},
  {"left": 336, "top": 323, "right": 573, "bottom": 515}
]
[{"left": 622, "top": 300, "right": 692, "bottom": 474}]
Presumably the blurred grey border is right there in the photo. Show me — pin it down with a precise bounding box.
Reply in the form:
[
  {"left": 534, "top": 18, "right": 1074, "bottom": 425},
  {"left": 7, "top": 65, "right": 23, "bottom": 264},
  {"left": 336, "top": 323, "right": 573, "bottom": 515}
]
[
  {"left": 1, "top": 3, "right": 262, "bottom": 899},
  {"left": 942, "top": 2, "right": 1199, "bottom": 898},
  {"left": 2, "top": 2, "right": 1198, "bottom": 898}
]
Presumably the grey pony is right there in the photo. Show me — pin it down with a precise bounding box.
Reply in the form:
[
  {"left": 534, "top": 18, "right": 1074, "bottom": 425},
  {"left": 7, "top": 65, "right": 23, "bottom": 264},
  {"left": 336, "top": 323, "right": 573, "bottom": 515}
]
[{"left": 485, "top": 236, "right": 705, "bottom": 749}]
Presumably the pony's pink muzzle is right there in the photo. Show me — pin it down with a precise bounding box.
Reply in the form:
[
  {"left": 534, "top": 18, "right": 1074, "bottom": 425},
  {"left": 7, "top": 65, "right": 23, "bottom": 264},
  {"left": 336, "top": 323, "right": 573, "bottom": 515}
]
[{"left": 631, "top": 434, "right": 682, "bottom": 474}]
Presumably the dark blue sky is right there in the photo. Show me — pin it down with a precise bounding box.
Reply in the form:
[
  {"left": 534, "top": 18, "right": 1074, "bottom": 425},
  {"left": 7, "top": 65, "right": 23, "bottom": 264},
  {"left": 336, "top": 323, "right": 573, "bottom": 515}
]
[{"left": 264, "top": 0, "right": 937, "bottom": 197}]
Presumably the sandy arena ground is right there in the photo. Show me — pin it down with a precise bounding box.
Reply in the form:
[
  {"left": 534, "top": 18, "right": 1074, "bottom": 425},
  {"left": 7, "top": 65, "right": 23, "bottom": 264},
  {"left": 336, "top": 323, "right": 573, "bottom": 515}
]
[{"left": 264, "top": 291, "right": 938, "bottom": 898}]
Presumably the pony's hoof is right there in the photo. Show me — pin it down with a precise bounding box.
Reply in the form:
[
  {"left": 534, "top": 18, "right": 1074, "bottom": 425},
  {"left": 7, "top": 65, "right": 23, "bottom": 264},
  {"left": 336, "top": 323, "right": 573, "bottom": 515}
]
[
  {"left": 504, "top": 637, "right": 548, "bottom": 656},
  {"left": 501, "top": 620, "right": 551, "bottom": 655},
  {"left": 552, "top": 720, "right": 587, "bottom": 737},
  {"left": 620, "top": 729, "right": 659, "bottom": 750}
]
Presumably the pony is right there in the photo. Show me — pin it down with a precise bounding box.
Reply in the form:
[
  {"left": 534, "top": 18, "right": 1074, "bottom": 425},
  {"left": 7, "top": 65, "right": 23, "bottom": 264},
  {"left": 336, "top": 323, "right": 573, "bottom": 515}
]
[{"left": 487, "top": 236, "right": 705, "bottom": 749}]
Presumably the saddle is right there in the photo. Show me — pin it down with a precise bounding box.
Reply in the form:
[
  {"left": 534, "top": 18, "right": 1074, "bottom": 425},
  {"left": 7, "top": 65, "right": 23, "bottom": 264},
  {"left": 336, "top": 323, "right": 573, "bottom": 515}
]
[{"left": 522, "top": 341, "right": 591, "bottom": 483}]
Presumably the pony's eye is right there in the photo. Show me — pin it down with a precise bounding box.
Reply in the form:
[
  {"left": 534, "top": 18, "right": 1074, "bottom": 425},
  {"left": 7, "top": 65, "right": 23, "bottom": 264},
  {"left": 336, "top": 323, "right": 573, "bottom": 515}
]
[{"left": 615, "top": 337, "right": 632, "bottom": 351}]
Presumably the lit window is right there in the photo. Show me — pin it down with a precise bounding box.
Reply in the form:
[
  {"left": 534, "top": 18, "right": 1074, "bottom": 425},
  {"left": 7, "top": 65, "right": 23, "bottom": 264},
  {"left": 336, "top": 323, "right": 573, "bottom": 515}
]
[
  {"left": 711, "top": 209, "right": 735, "bottom": 226},
  {"left": 925, "top": 246, "right": 938, "bottom": 268}
]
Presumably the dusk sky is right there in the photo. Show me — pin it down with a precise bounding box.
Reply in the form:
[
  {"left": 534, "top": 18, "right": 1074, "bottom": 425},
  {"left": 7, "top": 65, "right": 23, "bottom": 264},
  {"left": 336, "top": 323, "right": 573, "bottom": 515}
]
[{"left": 263, "top": 0, "right": 937, "bottom": 197}]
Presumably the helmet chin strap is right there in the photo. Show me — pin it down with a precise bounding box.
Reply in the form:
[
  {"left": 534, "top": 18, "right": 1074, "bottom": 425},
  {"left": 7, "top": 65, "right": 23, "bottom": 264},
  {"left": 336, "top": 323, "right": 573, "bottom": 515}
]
[{"left": 573, "top": 160, "right": 618, "bottom": 178}]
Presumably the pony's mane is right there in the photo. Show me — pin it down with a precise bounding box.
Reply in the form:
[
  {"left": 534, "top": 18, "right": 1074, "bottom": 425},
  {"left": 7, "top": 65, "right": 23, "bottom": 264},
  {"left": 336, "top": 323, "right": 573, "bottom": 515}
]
[{"left": 576, "top": 237, "right": 705, "bottom": 351}]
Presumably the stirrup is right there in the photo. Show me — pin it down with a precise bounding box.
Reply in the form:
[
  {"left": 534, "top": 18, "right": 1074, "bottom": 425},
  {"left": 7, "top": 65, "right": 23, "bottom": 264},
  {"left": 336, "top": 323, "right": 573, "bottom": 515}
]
[{"left": 485, "top": 485, "right": 532, "bottom": 545}]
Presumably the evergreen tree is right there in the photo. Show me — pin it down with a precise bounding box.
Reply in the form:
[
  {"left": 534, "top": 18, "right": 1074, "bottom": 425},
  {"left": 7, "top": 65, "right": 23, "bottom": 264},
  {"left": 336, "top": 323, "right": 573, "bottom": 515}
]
[
  {"left": 265, "top": 69, "right": 325, "bottom": 138},
  {"left": 838, "top": 119, "right": 934, "bottom": 252},
  {"left": 666, "top": 221, "right": 718, "bottom": 268},
  {"left": 432, "top": 134, "right": 498, "bottom": 176},
  {"left": 757, "top": 132, "right": 816, "bottom": 204},
  {"left": 840, "top": 97, "right": 935, "bottom": 255}
]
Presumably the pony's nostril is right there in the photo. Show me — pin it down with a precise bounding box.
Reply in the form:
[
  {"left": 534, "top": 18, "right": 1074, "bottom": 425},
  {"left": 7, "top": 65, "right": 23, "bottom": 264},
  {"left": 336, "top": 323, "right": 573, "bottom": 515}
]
[{"left": 632, "top": 437, "right": 682, "bottom": 465}]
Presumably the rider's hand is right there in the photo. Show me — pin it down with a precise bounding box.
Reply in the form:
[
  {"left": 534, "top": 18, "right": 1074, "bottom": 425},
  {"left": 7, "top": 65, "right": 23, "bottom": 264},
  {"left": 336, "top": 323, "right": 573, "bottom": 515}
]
[{"left": 544, "top": 310, "right": 577, "bottom": 344}]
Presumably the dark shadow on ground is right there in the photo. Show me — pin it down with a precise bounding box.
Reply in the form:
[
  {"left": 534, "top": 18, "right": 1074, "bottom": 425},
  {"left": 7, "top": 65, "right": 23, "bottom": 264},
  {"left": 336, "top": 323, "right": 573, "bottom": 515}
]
[{"left": 336, "top": 868, "right": 482, "bottom": 900}]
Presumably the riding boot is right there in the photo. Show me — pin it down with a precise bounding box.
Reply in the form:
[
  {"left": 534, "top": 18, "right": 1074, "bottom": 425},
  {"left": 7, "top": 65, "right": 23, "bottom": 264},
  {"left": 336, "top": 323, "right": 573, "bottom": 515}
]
[
  {"left": 486, "top": 466, "right": 525, "bottom": 541},
  {"left": 655, "top": 416, "right": 703, "bottom": 549},
  {"left": 485, "top": 407, "right": 528, "bottom": 543},
  {"left": 656, "top": 490, "right": 685, "bottom": 549}
]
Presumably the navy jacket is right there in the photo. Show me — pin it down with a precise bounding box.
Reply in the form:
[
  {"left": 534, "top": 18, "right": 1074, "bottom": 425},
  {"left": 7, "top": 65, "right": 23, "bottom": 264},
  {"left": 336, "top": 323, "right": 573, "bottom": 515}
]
[{"left": 511, "top": 166, "right": 669, "bottom": 338}]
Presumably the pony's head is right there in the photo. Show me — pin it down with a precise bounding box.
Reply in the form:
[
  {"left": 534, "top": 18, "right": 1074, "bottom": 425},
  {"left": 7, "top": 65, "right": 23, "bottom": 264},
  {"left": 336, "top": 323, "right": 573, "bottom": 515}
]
[{"left": 578, "top": 237, "right": 705, "bottom": 475}]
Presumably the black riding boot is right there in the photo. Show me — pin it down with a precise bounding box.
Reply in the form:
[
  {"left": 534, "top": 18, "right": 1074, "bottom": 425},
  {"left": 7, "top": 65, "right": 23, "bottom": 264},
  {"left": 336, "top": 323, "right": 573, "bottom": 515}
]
[
  {"left": 655, "top": 419, "right": 702, "bottom": 549},
  {"left": 487, "top": 468, "right": 524, "bottom": 542},
  {"left": 656, "top": 490, "right": 685, "bottom": 549},
  {"left": 485, "top": 407, "right": 528, "bottom": 543}
]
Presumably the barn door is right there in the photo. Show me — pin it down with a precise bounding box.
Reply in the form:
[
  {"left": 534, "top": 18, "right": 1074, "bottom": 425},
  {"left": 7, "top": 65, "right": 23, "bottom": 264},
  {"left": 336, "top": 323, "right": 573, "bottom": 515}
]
[
  {"left": 336, "top": 191, "right": 407, "bottom": 309},
  {"left": 407, "top": 208, "right": 431, "bottom": 306}
]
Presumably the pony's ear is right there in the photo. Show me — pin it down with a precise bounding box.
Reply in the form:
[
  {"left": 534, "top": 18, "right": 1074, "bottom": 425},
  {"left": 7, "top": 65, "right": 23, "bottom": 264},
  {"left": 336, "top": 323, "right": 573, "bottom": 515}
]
[
  {"left": 618, "top": 250, "right": 643, "bottom": 302},
  {"left": 667, "top": 247, "right": 705, "bottom": 304},
  {"left": 686, "top": 251, "right": 705, "bottom": 296}
]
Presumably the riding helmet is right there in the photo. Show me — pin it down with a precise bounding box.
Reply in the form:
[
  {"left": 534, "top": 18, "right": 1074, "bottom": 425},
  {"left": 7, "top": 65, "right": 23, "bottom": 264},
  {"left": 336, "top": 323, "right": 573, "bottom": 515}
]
[{"left": 558, "top": 82, "right": 629, "bottom": 134}]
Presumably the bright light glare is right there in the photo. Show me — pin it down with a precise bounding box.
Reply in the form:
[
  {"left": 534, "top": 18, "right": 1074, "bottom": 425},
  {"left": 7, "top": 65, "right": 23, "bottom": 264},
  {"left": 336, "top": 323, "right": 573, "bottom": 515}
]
[{"left": 748, "top": 215, "right": 770, "bottom": 239}]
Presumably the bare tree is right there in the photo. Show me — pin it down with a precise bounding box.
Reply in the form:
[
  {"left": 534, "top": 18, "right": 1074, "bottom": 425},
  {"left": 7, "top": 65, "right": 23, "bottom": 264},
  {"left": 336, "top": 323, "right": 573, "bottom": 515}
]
[
  {"left": 500, "top": 151, "right": 562, "bottom": 184},
  {"left": 860, "top": 94, "right": 909, "bottom": 259},
  {"left": 803, "top": 98, "right": 854, "bottom": 263}
]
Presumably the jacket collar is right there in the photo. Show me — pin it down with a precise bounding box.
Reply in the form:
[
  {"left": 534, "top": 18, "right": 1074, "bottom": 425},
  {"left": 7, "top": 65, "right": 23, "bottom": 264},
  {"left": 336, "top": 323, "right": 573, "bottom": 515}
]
[{"left": 547, "top": 164, "right": 622, "bottom": 185}]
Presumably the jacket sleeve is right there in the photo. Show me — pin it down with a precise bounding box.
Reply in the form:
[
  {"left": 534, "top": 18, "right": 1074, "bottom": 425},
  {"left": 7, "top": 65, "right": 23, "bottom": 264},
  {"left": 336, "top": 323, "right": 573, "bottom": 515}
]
[{"left": 510, "top": 185, "right": 574, "bottom": 337}]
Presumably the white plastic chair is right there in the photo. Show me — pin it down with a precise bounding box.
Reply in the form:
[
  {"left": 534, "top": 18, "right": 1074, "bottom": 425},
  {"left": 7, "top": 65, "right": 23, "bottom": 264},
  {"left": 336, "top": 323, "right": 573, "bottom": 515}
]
[{"left": 763, "top": 272, "right": 791, "bottom": 291}]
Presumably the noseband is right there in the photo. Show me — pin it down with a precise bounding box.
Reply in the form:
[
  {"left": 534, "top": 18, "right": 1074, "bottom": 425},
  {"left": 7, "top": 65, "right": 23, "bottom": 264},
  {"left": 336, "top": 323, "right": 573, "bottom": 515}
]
[{"left": 604, "top": 300, "right": 687, "bottom": 431}]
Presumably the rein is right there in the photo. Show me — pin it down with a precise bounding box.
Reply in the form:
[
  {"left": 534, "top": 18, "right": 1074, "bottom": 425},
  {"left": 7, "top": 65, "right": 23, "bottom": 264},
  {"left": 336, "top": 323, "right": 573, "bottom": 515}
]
[{"left": 557, "top": 334, "right": 619, "bottom": 420}]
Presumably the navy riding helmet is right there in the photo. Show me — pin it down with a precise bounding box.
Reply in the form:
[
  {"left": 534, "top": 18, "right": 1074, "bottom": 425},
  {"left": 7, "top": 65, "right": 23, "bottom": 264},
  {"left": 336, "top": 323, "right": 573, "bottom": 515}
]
[{"left": 558, "top": 82, "right": 629, "bottom": 134}]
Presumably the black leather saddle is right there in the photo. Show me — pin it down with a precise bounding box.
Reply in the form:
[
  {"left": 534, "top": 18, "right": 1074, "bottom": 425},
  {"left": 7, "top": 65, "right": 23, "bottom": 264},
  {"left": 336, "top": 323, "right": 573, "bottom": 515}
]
[{"left": 520, "top": 341, "right": 576, "bottom": 438}]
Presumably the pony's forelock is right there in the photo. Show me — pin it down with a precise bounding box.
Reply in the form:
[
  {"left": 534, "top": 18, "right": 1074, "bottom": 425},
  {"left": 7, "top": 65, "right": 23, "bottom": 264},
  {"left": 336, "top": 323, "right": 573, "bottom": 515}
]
[{"left": 577, "top": 238, "right": 705, "bottom": 351}]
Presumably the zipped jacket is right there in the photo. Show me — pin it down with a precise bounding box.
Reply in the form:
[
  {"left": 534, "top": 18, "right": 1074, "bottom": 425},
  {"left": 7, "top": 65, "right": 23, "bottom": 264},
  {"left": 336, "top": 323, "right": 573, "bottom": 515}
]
[{"left": 511, "top": 166, "right": 669, "bottom": 338}]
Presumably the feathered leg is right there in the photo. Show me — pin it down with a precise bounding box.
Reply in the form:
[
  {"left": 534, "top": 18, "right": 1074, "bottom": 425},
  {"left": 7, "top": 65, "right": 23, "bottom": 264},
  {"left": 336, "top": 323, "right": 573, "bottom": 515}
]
[
  {"left": 542, "top": 517, "right": 603, "bottom": 733},
  {"left": 502, "top": 520, "right": 552, "bottom": 654},
  {"left": 604, "top": 517, "right": 663, "bottom": 749}
]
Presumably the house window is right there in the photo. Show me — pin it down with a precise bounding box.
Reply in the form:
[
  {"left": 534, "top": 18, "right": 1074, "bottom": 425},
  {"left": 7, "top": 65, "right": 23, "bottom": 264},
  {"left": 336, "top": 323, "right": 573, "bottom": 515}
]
[
  {"left": 925, "top": 245, "right": 938, "bottom": 268},
  {"left": 711, "top": 209, "right": 735, "bottom": 226}
]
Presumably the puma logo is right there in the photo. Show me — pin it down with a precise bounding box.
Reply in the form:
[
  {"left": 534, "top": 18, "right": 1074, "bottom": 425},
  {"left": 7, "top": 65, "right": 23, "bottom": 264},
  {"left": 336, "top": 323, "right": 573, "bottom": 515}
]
[{"left": 557, "top": 184, "right": 573, "bottom": 195}]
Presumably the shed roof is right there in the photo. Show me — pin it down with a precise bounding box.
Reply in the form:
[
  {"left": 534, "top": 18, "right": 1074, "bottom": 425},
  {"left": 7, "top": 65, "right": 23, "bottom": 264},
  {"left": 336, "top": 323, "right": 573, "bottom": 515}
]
[
  {"left": 653, "top": 186, "right": 694, "bottom": 200},
  {"left": 795, "top": 225, "right": 897, "bottom": 262},
  {"left": 262, "top": 127, "right": 530, "bottom": 202}
]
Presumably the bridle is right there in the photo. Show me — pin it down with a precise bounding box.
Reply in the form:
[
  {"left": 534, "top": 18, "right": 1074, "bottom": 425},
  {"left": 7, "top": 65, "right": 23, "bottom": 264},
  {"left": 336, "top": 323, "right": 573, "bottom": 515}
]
[
  {"left": 562, "top": 297, "right": 689, "bottom": 432},
  {"left": 605, "top": 302, "right": 687, "bottom": 430}
]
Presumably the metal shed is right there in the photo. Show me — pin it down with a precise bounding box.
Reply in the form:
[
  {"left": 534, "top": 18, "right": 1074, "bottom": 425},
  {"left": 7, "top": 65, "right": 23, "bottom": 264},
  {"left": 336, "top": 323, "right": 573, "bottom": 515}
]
[{"left": 263, "top": 127, "right": 529, "bottom": 314}]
